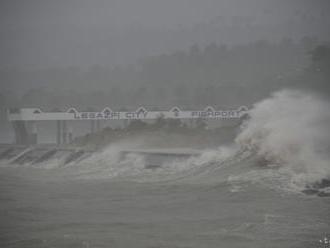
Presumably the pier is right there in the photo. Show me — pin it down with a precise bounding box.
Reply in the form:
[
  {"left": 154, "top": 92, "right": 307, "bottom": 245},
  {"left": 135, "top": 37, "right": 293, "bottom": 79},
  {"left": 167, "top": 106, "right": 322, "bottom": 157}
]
[{"left": 7, "top": 106, "right": 248, "bottom": 145}]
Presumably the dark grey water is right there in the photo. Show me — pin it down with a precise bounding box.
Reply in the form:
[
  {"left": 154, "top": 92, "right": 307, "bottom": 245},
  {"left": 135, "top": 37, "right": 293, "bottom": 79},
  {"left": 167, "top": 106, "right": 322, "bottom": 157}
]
[{"left": 0, "top": 162, "right": 329, "bottom": 248}]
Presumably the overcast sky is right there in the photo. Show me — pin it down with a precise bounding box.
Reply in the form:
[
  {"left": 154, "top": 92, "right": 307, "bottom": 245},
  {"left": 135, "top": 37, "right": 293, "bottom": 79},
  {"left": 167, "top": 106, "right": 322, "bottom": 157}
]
[{"left": 1, "top": 0, "right": 329, "bottom": 68}]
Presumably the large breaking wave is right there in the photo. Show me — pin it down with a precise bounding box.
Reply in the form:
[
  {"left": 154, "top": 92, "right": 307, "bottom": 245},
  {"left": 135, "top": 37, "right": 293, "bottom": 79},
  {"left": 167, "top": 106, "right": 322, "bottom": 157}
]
[
  {"left": 1, "top": 89, "right": 330, "bottom": 195},
  {"left": 236, "top": 90, "right": 330, "bottom": 191}
]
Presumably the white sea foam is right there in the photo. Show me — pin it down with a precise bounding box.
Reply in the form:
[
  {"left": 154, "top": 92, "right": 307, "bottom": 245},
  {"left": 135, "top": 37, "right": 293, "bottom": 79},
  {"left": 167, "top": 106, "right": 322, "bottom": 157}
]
[
  {"left": 2, "top": 89, "right": 329, "bottom": 193},
  {"left": 236, "top": 89, "right": 330, "bottom": 188}
]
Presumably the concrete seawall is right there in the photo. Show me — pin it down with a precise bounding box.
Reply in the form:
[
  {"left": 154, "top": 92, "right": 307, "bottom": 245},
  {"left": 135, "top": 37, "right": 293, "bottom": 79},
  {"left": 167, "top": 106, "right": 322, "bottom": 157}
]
[
  {"left": 0, "top": 144, "right": 201, "bottom": 169},
  {"left": 0, "top": 144, "right": 94, "bottom": 166}
]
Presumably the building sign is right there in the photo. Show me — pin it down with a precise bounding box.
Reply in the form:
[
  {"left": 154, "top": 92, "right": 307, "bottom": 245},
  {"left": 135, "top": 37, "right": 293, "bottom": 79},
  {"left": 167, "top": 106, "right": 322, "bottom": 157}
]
[
  {"left": 74, "top": 111, "right": 148, "bottom": 120},
  {"left": 8, "top": 106, "right": 249, "bottom": 121}
]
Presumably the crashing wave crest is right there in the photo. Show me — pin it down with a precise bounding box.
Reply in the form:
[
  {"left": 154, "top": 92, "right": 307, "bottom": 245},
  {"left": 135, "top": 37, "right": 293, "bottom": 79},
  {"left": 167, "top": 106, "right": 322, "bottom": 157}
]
[
  {"left": 1, "top": 89, "right": 329, "bottom": 195},
  {"left": 236, "top": 89, "right": 330, "bottom": 189}
]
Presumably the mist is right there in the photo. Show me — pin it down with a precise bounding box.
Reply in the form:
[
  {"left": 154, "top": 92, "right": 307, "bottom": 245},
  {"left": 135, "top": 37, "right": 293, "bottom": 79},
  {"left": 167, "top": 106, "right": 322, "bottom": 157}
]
[
  {"left": 1, "top": 0, "right": 330, "bottom": 68},
  {"left": 1, "top": 1, "right": 330, "bottom": 247},
  {"left": 0, "top": 0, "right": 329, "bottom": 143}
]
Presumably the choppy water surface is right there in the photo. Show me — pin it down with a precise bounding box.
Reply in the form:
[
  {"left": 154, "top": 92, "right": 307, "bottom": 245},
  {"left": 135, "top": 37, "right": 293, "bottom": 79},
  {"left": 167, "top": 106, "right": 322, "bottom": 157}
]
[{"left": 0, "top": 147, "right": 329, "bottom": 248}]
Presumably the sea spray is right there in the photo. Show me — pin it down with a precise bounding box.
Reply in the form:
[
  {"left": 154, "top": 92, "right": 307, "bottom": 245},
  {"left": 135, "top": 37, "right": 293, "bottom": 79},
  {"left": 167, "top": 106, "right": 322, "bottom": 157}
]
[
  {"left": 3, "top": 89, "right": 329, "bottom": 192},
  {"left": 236, "top": 89, "right": 330, "bottom": 187},
  {"left": 69, "top": 142, "right": 146, "bottom": 179}
]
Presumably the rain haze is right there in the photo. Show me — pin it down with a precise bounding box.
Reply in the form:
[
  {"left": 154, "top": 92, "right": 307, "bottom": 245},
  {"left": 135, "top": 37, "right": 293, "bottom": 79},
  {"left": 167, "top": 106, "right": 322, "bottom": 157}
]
[
  {"left": 0, "top": 1, "right": 330, "bottom": 247},
  {"left": 1, "top": 0, "right": 330, "bottom": 68}
]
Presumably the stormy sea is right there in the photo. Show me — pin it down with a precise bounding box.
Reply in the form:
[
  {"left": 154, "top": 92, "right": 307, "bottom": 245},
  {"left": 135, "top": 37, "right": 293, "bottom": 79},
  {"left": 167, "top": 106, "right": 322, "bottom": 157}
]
[{"left": 1, "top": 90, "right": 330, "bottom": 248}]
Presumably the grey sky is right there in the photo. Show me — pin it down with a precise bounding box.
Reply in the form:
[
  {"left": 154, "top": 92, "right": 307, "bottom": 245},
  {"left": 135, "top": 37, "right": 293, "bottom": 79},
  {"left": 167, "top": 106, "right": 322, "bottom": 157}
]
[{"left": 1, "top": 0, "right": 329, "bottom": 68}]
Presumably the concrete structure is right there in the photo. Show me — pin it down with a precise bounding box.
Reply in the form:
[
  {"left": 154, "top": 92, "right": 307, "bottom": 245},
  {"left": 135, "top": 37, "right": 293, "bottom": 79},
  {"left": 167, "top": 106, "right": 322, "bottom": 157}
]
[{"left": 7, "top": 106, "right": 248, "bottom": 145}]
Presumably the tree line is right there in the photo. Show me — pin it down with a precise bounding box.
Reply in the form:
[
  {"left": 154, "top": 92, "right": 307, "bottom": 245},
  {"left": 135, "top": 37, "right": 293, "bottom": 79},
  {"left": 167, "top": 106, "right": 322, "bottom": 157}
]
[{"left": 1, "top": 36, "right": 329, "bottom": 113}]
